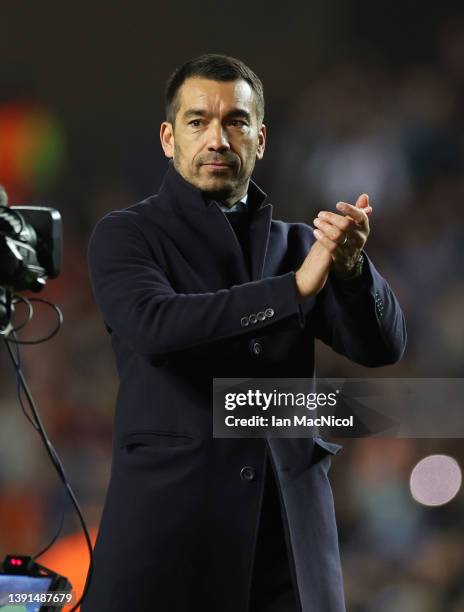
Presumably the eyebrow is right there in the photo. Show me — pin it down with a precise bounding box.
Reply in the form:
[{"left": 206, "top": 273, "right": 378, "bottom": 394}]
[{"left": 182, "top": 108, "right": 252, "bottom": 122}]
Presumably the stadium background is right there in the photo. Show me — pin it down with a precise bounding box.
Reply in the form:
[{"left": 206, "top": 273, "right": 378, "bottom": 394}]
[{"left": 1, "top": 2, "right": 463, "bottom": 610}]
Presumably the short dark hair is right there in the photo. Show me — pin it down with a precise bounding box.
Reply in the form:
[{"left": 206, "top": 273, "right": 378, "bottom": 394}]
[{"left": 165, "top": 53, "right": 265, "bottom": 126}]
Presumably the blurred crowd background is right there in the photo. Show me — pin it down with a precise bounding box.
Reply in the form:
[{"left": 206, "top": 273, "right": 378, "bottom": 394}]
[{"left": 1, "top": 2, "right": 463, "bottom": 610}]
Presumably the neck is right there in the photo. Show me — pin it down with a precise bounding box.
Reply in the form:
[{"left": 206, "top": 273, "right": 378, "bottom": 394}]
[{"left": 223, "top": 186, "right": 248, "bottom": 206}]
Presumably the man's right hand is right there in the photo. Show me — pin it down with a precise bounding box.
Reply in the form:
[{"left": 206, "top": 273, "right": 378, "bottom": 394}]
[{"left": 295, "top": 239, "right": 332, "bottom": 299}]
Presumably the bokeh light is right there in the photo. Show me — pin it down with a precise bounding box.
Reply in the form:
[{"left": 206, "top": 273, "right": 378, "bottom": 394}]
[
  {"left": 410, "top": 454, "right": 462, "bottom": 506},
  {"left": 0, "top": 102, "right": 65, "bottom": 202}
]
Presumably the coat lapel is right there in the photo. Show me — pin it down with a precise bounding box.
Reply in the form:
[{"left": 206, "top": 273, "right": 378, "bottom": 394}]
[{"left": 249, "top": 203, "right": 273, "bottom": 281}]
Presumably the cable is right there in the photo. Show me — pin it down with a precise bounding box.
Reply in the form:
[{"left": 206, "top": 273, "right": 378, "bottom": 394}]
[
  {"left": 3, "top": 299, "right": 94, "bottom": 611},
  {"left": 32, "top": 482, "right": 70, "bottom": 562},
  {"left": 4, "top": 338, "right": 94, "bottom": 611},
  {"left": 5, "top": 297, "right": 63, "bottom": 344},
  {"left": 9, "top": 329, "right": 70, "bottom": 561},
  {"left": 11, "top": 294, "right": 34, "bottom": 332},
  {"left": 13, "top": 327, "right": 41, "bottom": 431}
]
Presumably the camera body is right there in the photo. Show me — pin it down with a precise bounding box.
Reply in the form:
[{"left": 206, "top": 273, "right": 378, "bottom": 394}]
[
  {"left": 0, "top": 206, "right": 62, "bottom": 292},
  {"left": 0, "top": 197, "right": 62, "bottom": 332}
]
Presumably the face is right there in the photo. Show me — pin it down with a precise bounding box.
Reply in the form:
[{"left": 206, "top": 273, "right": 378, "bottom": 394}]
[{"left": 160, "top": 77, "right": 266, "bottom": 203}]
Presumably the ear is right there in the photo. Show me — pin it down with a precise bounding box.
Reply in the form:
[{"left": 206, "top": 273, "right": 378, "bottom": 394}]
[
  {"left": 256, "top": 123, "right": 266, "bottom": 160},
  {"left": 160, "top": 121, "right": 175, "bottom": 158}
]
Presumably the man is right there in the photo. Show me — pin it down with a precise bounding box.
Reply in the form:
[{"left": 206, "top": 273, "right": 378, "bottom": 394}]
[{"left": 83, "top": 54, "right": 406, "bottom": 612}]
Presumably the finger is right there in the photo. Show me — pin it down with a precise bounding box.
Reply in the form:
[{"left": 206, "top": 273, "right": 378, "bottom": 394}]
[
  {"left": 313, "top": 228, "right": 339, "bottom": 255},
  {"left": 355, "top": 193, "right": 369, "bottom": 209},
  {"left": 335, "top": 201, "right": 369, "bottom": 225},
  {"left": 356, "top": 194, "right": 373, "bottom": 217},
  {"left": 351, "top": 206, "right": 372, "bottom": 218},
  {"left": 316, "top": 222, "right": 365, "bottom": 251},
  {"left": 313, "top": 217, "right": 350, "bottom": 243},
  {"left": 316, "top": 211, "right": 357, "bottom": 232}
]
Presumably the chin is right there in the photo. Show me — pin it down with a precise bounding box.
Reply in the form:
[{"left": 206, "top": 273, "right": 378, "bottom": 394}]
[
  {"left": 202, "top": 188, "right": 234, "bottom": 201},
  {"left": 197, "top": 176, "right": 234, "bottom": 199}
]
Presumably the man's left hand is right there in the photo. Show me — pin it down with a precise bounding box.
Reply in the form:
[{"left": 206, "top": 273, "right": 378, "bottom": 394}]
[{"left": 312, "top": 193, "right": 372, "bottom": 277}]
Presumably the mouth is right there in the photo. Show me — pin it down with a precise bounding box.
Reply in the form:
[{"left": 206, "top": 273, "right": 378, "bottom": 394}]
[{"left": 202, "top": 163, "right": 231, "bottom": 168}]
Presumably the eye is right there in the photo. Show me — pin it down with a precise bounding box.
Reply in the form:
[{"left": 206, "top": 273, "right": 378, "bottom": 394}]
[
  {"left": 229, "top": 119, "right": 248, "bottom": 127},
  {"left": 188, "top": 119, "right": 203, "bottom": 127}
]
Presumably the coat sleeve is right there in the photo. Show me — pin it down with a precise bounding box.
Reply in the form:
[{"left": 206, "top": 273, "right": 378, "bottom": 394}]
[
  {"left": 87, "top": 211, "right": 315, "bottom": 365},
  {"left": 309, "top": 251, "right": 407, "bottom": 367}
]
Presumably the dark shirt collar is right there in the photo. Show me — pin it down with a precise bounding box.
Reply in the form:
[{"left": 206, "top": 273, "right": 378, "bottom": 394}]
[{"left": 217, "top": 194, "right": 248, "bottom": 212}]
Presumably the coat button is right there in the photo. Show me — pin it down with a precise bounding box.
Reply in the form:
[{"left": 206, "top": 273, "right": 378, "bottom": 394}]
[
  {"left": 249, "top": 314, "right": 258, "bottom": 324},
  {"left": 252, "top": 341, "right": 262, "bottom": 356},
  {"left": 257, "top": 311, "right": 266, "bottom": 321},
  {"left": 241, "top": 316, "right": 250, "bottom": 327},
  {"left": 264, "top": 307, "right": 274, "bottom": 318},
  {"left": 240, "top": 466, "right": 256, "bottom": 481}
]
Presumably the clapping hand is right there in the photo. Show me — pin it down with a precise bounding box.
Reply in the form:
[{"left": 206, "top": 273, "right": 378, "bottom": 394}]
[
  {"left": 295, "top": 194, "right": 372, "bottom": 298},
  {"left": 312, "top": 194, "right": 372, "bottom": 277}
]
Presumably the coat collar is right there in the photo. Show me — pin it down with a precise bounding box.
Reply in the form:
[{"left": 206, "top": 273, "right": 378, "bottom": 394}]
[
  {"left": 158, "top": 160, "right": 267, "bottom": 213},
  {"left": 158, "top": 161, "right": 273, "bottom": 283}
]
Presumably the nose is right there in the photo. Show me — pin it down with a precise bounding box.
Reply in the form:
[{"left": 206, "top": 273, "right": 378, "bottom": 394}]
[{"left": 206, "top": 121, "right": 230, "bottom": 153}]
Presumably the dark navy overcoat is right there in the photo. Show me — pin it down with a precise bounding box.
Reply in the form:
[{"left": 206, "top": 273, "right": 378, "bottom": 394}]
[{"left": 82, "top": 162, "right": 406, "bottom": 612}]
